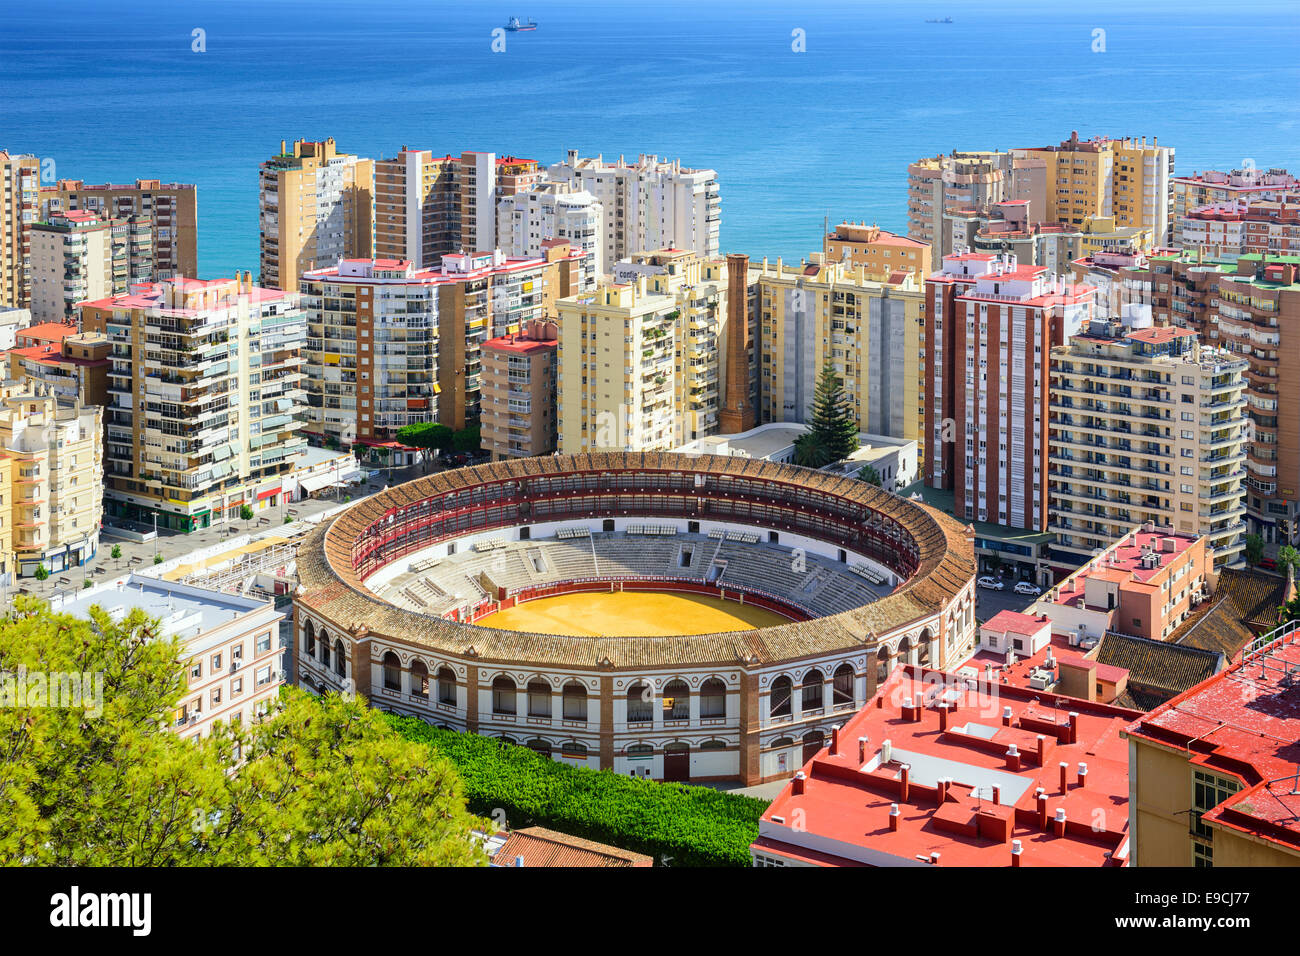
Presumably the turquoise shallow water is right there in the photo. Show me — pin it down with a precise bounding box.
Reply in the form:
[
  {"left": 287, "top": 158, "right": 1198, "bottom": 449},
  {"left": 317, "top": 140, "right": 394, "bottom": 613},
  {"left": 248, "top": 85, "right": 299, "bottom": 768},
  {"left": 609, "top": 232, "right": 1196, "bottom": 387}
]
[{"left": 4, "top": 0, "right": 1298, "bottom": 278}]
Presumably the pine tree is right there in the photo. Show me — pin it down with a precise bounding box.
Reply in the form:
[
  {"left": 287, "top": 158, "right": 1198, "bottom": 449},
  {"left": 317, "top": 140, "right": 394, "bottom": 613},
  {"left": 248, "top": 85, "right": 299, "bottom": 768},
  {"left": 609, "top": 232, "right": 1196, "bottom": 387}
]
[{"left": 801, "top": 362, "right": 859, "bottom": 466}]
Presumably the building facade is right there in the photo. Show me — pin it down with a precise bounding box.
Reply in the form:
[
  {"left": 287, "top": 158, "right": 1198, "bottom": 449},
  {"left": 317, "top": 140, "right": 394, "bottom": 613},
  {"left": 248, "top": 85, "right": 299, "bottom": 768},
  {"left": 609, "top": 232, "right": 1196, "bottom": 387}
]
[
  {"left": 373, "top": 148, "right": 460, "bottom": 269},
  {"left": 1171, "top": 167, "right": 1299, "bottom": 238},
  {"left": 29, "top": 210, "right": 153, "bottom": 322},
  {"left": 557, "top": 251, "right": 730, "bottom": 453},
  {"left": 1049, "top": 320, "right": 1248, "bottom": 566},
  {"left": 0, "top": 379, "right": 102, "bottom": 577},
  {"left": 481, "top": 319, "right": 558, "bottom": 460},
  {"left": 925, "top": 252, "right": 1095, "bottom": 530},
  {"left": 0, "top": 152, "right": 40, "bottom": 308},
  {"left": 547, "top": 151, "right": 720, "bottom": 264},
  {"left": 497, "top": 183, "right": 603, "bottom": 284},
  {"left": 754, "top": 256, "right": 924, "bottom": 447},
  {"left": 80, "top": 275, "right": 307, "bottom": 533},
  {"left": 259, "top": 139, "right": 374, "bottom": 293},
  {"left": 38, "top": 178, "right": 196, "bottom": 279},
  {"left": 822, "top": 222, "right": 931, "bottom": 284}
]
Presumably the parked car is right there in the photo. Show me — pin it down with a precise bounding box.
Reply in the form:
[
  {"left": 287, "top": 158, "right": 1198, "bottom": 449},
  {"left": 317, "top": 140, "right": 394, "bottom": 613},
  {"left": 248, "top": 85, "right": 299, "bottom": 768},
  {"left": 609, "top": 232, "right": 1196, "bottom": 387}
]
[
  {"left": 1013, "top": 581, "right": 1043, "bottom": 596},
  {"left": 1260, "top": 557, "right": 1278, "bottom": 571},
  {"left": 977, "top": 576, "right": 1004, "bottom": 591}
]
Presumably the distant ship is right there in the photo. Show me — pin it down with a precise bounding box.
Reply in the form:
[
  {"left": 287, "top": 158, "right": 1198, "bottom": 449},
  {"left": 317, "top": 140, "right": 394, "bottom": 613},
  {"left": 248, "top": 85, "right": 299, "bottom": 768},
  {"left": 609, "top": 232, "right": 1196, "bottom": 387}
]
[
  {"left": 925, "top": 17, "right": 953, "bottom": 23},
  {"left": 506, "top": 17, "right": 538, "bottom": 31}
]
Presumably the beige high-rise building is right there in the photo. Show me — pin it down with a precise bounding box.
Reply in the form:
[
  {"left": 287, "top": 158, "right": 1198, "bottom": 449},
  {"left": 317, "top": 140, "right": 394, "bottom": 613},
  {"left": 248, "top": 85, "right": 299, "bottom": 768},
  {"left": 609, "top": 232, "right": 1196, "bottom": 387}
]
[
  {"left": 0, "top": 152, "right": 41, "bottom": 308},
  {"left": 1016, "top": 132, "right": 1174, "bottom": 243},
  {"left": 907, "top": 151, "right": 1046, "bottom": 254},
  {"left": 754, "top": 256, "right": 924, "bottom": 449},
  {"left": 557, "top": 250, "right": 729, "bottom": 452},
  {"left": 29, "top": 210, "right": 153, "bottom": 322},
  {"left": 1049, "top": 320, "right": 1248, "bottom": 567},
  {"left": 80, "top": 275, "right": 307, "bottom": 533},
  {"left": 0, "top": 378, "right": 103, "bottom": 578},
  {"left": 39, "top": 178, "right": 197, "bottom": 279},
  {"left": 259, "top": 139, "right": 374, "bottom": 293}
]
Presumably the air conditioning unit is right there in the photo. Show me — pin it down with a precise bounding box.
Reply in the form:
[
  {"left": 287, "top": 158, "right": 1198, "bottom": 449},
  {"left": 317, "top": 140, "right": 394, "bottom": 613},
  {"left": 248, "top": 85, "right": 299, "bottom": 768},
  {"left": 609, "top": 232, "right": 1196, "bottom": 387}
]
[
  {"left": 230, "top": 662, "right": 240, "bottom": 673},
  {"left": 1067, "top": 630, "right": 1080, "bottom": 647}
]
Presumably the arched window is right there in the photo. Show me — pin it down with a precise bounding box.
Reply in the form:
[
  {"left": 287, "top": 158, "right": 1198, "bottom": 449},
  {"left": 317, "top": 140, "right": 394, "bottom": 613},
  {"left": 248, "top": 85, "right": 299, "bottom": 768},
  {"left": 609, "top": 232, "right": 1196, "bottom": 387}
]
[
  {"left": 801, "top": 669, "right": 824, "bottom": 710},
  {"left": 832, "top": 664, "right": 855, "bottom": 707},
  {"left": 305, "top": 620, "right": 316, "bottom": 656},
  {"left": 496, "top": 735, "right": 516, "bottom": 746},
  {"left": 626, "top": 743, "right": 653, "bottom": 759},
  {"left": 492, "top": 676, "right": 517, "bottom": 715},
  {"left": 770, "top": 676, "right": 793, "bottom": 718},
  {"left": 437, "top": 667, "right": 456, "bottom": 706},
  {"left": 877, "top": 645, "right": 891, "bottom": 681},
  {"left": 320, "top": 637, "right": 331, "bottom": 668},
  {"left": 334, "top": 639, "right": 346, "bottom": 677},
  {"left": 382, "top": 652, "right": 401, "bottom": 692},
  {"left": 700, "top": 678, "right": 726, "bottom": 719},
  {"left": 410, "top": 660, "right": 429, "bottom": 698},
  {"left": 562, "top": 682, "right": 587, "bottom": 722},
  {"left": 770, "top": 736, "right": 794, "bottom": 749},
  {"left": 560, "top": 741, "right": 587, "bottom": 758},
  {"left": 700, "top": 739, "right": 728, "bottom": 751},
  {"left": 527, "top": 679, "right": 552, "bottom": 718},
  {"left": 626, "top": 683, "right": 653, "bottom": 723},
  {"left": 526, "top": 738, "right": 552, "bottom": 757},
  {"left": 662, "top": 679, "right": 689, "bottom": 721}
]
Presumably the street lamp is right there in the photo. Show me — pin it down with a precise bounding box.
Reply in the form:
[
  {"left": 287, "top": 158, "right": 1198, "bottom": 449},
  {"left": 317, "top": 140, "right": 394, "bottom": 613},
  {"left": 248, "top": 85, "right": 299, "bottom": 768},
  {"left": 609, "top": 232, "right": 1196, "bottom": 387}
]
[{"left": 152, "top": 512, "right": 159, "bottom": 561}]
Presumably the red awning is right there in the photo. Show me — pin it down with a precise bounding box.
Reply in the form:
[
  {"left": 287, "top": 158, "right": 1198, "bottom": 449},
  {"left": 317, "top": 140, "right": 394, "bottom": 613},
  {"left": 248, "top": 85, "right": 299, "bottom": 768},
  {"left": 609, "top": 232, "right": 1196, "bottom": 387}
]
[{"left": 257, "top": 486, "right": 281, "bottom": 500}]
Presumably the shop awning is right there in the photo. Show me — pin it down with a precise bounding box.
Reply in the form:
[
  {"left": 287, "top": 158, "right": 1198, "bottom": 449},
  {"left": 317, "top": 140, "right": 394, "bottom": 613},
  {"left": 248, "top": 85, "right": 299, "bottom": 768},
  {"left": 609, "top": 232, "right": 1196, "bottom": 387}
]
[{"left": 296, "top": 473, "right": 340, "bottom": 495}]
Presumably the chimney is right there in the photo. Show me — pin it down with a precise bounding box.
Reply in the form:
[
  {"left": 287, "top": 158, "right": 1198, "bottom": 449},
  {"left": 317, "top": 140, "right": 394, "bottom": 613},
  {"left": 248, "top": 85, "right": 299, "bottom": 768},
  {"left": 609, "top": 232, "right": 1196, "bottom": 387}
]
[
  {"left": 830, "top": 724, "right": 841, "bottom": 756},
  {"left": 899, "top": 764, "right": 911, "bottom": 802},
  {"left": 1005, "top": 744, "right": 1021, "bottom": 771},
  {"left": 858, "top": 736, "right": 869, "bottom": 762},
  {"left": 1078, "top": 762, "right": 1088, "bottom": 789},
  {"left": 1037, "top": 793, "right": 1050, "bottom": 831},
  {"left": 1011, "top": 839, "right": 1023, "bottom": 867},
  {"left": 938, "top": 703, "right": 950, "bottom": 732},
  {"left": 991, "top": 785, "right": 1001, "bottom": 806},
  {"left": 929, "top": 852, "right": 941, "bottom": 865},
  {"left": 1036, "top": 734, "right": 1047, "bottom": 765},
  {"left": 792, "top": 771, "right": 806, "bottom": 796},
  {"left": 889, "top": 803, "right": 900, "bottom": 831},
  {"left": 1068, "top": 711, "right": 1079, "bottom": 744},
  {"left": 1053, "top": 808, "right": 1067, "bottom": 838},
  {"left": 1002, "top": 705, "right": 1013, "bottom": 727},
  {"left": 1060, "top": 761, "right": 1069, "bottom": 792}
]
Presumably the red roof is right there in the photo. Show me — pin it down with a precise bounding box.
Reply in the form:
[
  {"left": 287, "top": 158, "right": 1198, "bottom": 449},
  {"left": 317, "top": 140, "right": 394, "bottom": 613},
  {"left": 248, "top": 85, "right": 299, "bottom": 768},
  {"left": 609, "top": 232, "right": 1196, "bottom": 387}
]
[
  {"left": 982, "top": 610, "right": 1050, "bottom": 635},
  {"left": 15, "top": 322, "right": 78, "bottom": 346},
  {"left": 1126, "top": 326, "right": 1196, "bottom": 344},
  {"left": 484, "top": 333, "right": 556, "bottom": 354},
  {"left": 755, "top": 664, "right": 1137, "bottom": 867},
  {"left": 1125, "top": 629, "right": 1300, "bottom": 853}
]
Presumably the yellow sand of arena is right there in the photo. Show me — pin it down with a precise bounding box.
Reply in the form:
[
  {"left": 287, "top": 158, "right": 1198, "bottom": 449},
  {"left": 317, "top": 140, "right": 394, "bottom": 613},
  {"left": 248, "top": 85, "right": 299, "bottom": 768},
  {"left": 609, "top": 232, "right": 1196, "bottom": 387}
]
[{"left": 475, "top": 590, "right": 792, "bottom": 637}]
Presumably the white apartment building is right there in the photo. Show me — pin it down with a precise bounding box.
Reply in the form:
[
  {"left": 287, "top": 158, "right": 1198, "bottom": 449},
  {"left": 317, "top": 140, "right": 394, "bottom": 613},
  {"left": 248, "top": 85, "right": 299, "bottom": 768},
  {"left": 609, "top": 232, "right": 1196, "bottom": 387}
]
[
  {"left": 497, "top": 183, "right": 603, "bottom": 284},
  {"left": 52, "top": 576, "right": 284, "bottom": 741},
  {"left": 547, "top": 151, "right": 720, "bottom": 265},
  {"left": 1048, "top": 320, "right": 1248, "bottom": 566}
]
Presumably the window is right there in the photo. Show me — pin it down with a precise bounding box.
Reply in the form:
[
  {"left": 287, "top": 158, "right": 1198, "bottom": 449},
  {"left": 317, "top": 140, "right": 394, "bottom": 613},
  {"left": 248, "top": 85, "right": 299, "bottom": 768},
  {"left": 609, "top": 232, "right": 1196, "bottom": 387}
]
[
  {"left": 383, "top": 652, "right": 401, "bottom": 692},
  {"left": 190, "top": 661, "right": 202, "bottom": 681},
  {"left": 1192, "top": 769, "right": 1238, "bottom": 839},
  {"left": 232, "top": 677, "right": 243, "bottom": 697},
  {"left": 231, "top": 643, "right": 243, "bottom": 662},
  {"left": 770, "top": 676, "right": 792, "bottom": 718},
  {"left": 211, "top": 653, "right": 222, "bottom": 671},
  {"left": 492, "top": 676, "right": 517, "bottom": 715},
  {"left": 627, "top": 683, "right": 653, "bottom": 723},
  {"left": 257, "top": 631, "right": 272, "bottom": 653},
  {"left": 833, "top": 664, "right": 855, "bottom": 707},
  {"left": 801, "top": 669, "right": 824, "bottom": 710},
  {"left": 410, "top": 660, "right": 429, "bottom": 698},
  {"left": 560, "top": 741, "right": 587, "bottom": 758},
  {"left": 437, "top": 667, "right": 456, "bottom": 706},
  {"left": 527, "top": 679, "right": 551, "bottom": 718},
  {"left": 211, "top": 687, "right": 222, "bottom": 706},
  {"left": 562, "top": 682, "right": 587, "bottom": 722},
  {"left": 334, "top": 639, "right": 346, "bottom": 677},
  {"left": 255, "top": 665, "right": 272, "bottom": 687},
  {"left": 663, "top": 679, "right": 689, "bottom": 720},
  {"left": 700, "top": 678, "right": 726, "bottom": 719}
]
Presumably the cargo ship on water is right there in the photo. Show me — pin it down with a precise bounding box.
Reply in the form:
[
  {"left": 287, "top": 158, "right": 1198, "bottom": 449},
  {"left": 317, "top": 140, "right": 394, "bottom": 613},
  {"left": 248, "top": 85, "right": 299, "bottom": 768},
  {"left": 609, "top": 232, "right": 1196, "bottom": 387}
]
[{"left": 506, "top": 17, "right": 538, "bottom": 32}]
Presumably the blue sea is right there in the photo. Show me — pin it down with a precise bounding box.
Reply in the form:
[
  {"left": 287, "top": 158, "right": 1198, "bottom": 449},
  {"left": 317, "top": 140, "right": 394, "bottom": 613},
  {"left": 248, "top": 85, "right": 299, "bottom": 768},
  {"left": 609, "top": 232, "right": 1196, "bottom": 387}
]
[{"left": 3, "top": 0, "right": 1298, "bottom": 278}]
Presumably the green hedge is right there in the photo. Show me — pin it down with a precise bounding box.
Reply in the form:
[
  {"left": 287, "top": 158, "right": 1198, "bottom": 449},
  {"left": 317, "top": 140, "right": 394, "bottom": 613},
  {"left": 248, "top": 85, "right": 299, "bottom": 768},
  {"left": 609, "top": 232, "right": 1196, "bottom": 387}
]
[{"left": 385, "top": 715, "right": 768, "bottom": 866}]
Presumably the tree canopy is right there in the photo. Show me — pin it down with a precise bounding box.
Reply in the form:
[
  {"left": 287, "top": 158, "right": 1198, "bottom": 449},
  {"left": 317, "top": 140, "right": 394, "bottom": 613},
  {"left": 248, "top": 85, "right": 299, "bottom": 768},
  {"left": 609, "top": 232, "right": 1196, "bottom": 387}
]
[
  {"left": 396, "top": 421, "right": 454, "bottom": 452},
  {"left": 794, "top": 363, "right": 859, "bottom": 468},
  {"left": 0, "top": 597, "right": 487, "bottom": 866}
]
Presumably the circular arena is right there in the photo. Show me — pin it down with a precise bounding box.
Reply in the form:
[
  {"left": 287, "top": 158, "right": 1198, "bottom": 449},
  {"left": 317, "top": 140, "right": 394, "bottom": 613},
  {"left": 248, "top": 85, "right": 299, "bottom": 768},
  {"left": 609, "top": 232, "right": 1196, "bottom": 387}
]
[{"left": 293, "top": 452, "right": 977, "bottom": 785}]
